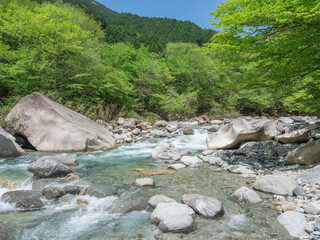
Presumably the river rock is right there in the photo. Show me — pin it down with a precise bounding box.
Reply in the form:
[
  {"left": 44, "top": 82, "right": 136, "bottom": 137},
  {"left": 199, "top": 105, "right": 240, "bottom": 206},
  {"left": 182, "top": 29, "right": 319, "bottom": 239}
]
[
  {"left": 42, "top": 187, "right": 65, "bottom": 199},
  {"left": 133, "top": 178, "right": 154, "bottom": 187},
  {"left": 298, "top": 165, "right": 320, "bottom": 184},
  {"left": 28, "top": 159, "right": 72, "bottom": 178},
  {"left": 117, "top": 117, "right": 125, "bottom": 125},
  {"left": 5, "top": 92, "right": 116, "bottom": 152},
  {"left": 63, "top": 185, "right": 81, "bottom": 195},
  {"left": 180, "top": 156, "right": 202, "bottom": 167},
  {"left": 227, "top": 165, "right": 255, "bottom": 176},
  {"left": 277, "top": 211, "right": 307, "bottom": 238},
  {"left": 277, "top": 129, "right": 311, "bottom": 144},
  {"left": 168, "top": 163, "right": 186, "bottom": 170},
  {"left": 230, "top": 186, "right": 262, "bottom": 204},
  {"left": 123, "top": 118, "right": 138, "bottom": 130},
  {"left": 0, "top": 127, "right": 25, "bottom": 158},
  {"left": 284, "top": 139, "right": 320, "bottom": 165},
  {"left": 118, "top": 196, "right": 149, "bottom": 213},
  {"left": 150, "top": 203, "right": 195, "bottom": 233},
  {"left": 154, "top": 120, "right": 168, "bottom": 128},
  {"left": 305, "top": 202, "right": 320, "bottom": 215},
  {"left": 183, "top": 128, "right": 194, "bottom": 135},
  {"left": 1, "top": 190, "right": 44, "bottom": 209},
  {"left": 277, "top": 117, "right": 294, "bottom": 124},
  {"left": 182, "top": 194, "right": 224, "bottom": 219},
  {"left": 207, "top": 125, "right": 220, "bottom": 133},
  {"left": 207, "top": 116, "right": 283, "bottom": 150},
  {"left": 253, "top": 175, "right": 297, "bottom": 196},
  {"left": 31, "top": 155, "right": 78, "bottom": 167},
  {"left": 65, "top": 173, "right": 80, "bottom": 182},
  {"left": 209, "top": 156, "right": 224, "bottom": 166},
  {"left": 85, "top": 184, "right": 117, "bottom": 198},
  {"left": 151, "top": 142, "right": 181, "bottom": 161},
  {"left": 166, "top": 122, "right": 179, "bottom": 133},
  {"left": 148, "top": 195, "right": 177, "bottom": 208},
  {"left": 136, "top": 123, "right": 147, "bottom": 131},
  {"left": 32, "top": 179, "right": 53, "bottom": 190}
]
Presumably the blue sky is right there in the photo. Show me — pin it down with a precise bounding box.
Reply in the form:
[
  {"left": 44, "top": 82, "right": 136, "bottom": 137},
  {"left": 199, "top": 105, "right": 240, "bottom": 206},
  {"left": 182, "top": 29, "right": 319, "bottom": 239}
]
[{"left": 96, "top": 0, "right": 224, "bottom": 30}]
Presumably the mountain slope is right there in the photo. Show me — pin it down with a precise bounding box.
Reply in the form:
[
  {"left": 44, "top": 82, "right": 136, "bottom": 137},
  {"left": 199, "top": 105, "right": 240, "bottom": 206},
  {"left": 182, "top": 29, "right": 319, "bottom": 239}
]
[{"left": 38, "top": 0, "right": 216, "bottom": 52}]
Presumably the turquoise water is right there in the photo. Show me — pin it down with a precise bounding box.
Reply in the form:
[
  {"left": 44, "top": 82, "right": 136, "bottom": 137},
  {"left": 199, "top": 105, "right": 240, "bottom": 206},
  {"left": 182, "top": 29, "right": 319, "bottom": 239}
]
[{"left": 0, "top": 128, "right": 291, "bottom": 239}]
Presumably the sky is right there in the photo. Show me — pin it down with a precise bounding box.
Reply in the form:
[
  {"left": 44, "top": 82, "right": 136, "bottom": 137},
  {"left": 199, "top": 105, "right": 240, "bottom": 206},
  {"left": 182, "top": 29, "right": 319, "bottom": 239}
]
[{"left": 96, "top": 0, "right": 225, "bottom": 30}]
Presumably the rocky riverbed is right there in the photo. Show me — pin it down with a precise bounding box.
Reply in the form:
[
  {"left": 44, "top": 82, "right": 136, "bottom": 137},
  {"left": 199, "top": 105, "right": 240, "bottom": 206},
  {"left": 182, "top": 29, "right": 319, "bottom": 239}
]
[{"left": 1, "top": 94, "right": 320, "bottom": 239}]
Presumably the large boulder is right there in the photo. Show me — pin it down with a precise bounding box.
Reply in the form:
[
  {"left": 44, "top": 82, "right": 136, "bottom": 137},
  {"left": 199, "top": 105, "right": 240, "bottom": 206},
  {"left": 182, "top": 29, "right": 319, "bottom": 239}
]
[
  {"left": 31, "top": 155, "right": 78, "bottom": 167},
  {"left": 0, "top": 127, "right": 25, "bottom": 157},
  {"left": 181, "top": 194, "right": 224, "bottom": 219},
  {"left": 1, "top": 190, "right": 44, "bottom": 209},
  {"left": 148, "top": 195, "right": 177, "bottom": 208},
  {"left": 253, "top": 175, "right": 297, "bottom": 196},
  {"left": 230, "top": 186, "right": 262, "bottom": 204},
  {"left": 284, "top": 139, "right": 320, "bottom": 165},
  {"left": 297, "top": 165, "right": 320, "bottom": 184},
  {"left": 277, "top": 211, "right": 307, "bottom": 238},
  {"left": 28, "top": 159, "right": 72, "bottom": 178},
  {"left": 150, "top": 203, "right": 195, "bottom": 233},
  {"left": 123, "top": 118, "right": 138, "bottom": 130},
  {"left": 151, "top": 142, "right": 181, "bottom": 161},
  {"left": 277, "top": 129, "right": 311, "bottom": 144},
  {"left": 207, "top": 116, "right": 283, "bottom": 150},
  {"left": 5, "top": 92, "right": 116, "bottom": 152}
]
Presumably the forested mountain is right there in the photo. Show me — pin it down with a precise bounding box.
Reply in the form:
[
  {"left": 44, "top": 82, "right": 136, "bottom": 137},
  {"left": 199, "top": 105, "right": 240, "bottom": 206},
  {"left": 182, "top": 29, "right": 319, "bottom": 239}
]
[{"left": 36, "top": 0, "right": 216, "bottom": 52}]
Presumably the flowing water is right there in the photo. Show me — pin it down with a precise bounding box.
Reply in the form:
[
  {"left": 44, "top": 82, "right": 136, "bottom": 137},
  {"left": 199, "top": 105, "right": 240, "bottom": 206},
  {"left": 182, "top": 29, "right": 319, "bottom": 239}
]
[{"left": 0, "top": 127, "right": 292, "bottom": 240}]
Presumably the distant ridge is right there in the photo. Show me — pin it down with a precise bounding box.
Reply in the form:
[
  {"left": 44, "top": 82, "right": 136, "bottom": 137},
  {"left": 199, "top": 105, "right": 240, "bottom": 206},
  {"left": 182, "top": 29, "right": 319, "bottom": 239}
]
[{"left": 36, "top": 0, "right": 216, "bottom": 52}]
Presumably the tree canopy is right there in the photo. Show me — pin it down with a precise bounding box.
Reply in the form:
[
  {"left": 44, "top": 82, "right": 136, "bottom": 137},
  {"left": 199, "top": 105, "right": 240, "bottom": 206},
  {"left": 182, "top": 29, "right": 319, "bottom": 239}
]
[{"left": 206, "top": 0, "right": 320, "bottom": 114}]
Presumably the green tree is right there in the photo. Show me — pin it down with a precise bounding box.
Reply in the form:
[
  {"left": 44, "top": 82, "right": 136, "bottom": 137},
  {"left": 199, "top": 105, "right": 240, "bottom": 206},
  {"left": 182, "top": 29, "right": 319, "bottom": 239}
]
[{"left": 206, "top": 0, "right": 320, "bottom": 115}]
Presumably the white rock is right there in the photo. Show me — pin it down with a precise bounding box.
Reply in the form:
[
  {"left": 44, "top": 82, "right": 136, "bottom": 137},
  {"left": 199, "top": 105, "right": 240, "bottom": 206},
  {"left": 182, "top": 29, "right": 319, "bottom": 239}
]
[
  {"left": 181, "top": 156, "right": 202, "bottom": 167},
  {"left": 168, "top": 164, "right": 186, "bottom": 170},
  {"left": 133, "top": 178, "right": 154, "bottom": 187},
  {"left": 230, "top": 186, "right": 262, "bottom": 204},
  {"left": 305, "top": 201, "right": 320, "bottom": 215},
  {"left": 150, "top": 203, "right": 195, "bottom": 233},
  {"left": 148, "top": 195, "right": 177, "bottom": 208},
  {"left": 277, "top": 211, "right": 307, "bottom": 238},
  {"left": 253, "top": 175, "right": 297, "bottom": 196},
  {"left": 151, "top": 142, "right": 181, "bottom": 161}
]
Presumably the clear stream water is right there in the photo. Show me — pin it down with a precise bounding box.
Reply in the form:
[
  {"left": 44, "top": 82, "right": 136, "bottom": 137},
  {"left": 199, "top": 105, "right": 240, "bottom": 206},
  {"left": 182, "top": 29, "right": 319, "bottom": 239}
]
[{"left": 0, "top": 127, "right": 292, "bottom": 240}]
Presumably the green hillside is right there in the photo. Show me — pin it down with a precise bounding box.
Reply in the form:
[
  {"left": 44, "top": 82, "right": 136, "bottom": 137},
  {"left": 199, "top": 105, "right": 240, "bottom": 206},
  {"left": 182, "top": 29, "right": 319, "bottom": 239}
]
[{"left": 37, "top": 0, "right": 216, "bottom": 52}]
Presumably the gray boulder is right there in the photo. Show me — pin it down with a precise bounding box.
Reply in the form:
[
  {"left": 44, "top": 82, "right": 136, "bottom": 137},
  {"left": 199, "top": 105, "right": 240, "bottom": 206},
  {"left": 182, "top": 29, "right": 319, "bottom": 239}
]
[
  {"left": 148, "top": 195, "right": 177, "bottom": 208},
  {"left": 155, "top": 120, "right": 169, "bottom": 128},
  {"left": 284, "top": 139, "right": 320, "bottom": 165},
  {"left": 180, "top": 156, "right": 202, "bottom": 167},
  {"left": 63, "top": 185, "right": 81, "bottom": 195},
  {"left": 123, "top": 118, "right": 138, "bottom": 130},
  {"left": 298, "top": 165, "right": 320, "bottom": 184},
  {"left": 86, "top": 184, "right": 117, "bottom": 198},
  {"left": 183, "top": 128, "right": 194, "bottom": 135},
  {"left": 181, "top": 194, "right": 224, "bottom": 219},
  {"left": 28, "top": 159, "right": 72, "bottom": 178},
  {"left": 118, "top": 196, "right": 149, "bottom": 213},
  {"left": 42, "top": 187, "right": 65, "bottom": 199},
  {"left": 1, "top": 190, "right": 44, "bottom": 209},
  {"left": 150, "top": 203, "right": 195, "bottom": 233},
  {"left": 253, "top": 175, "right": 297, "bottom": 196},
  {"left": 277, "top": 129, "right": 311, "bottom": 144},
  {"left": 277, "top": 211, "right": 307, "bottom": 238},
  {"left": 5, "top": 92, "right": 116, "bottom": 152},
  {"left": 166, "top": 122, "right": 179, "bottom": 133},
  {"left": 168, "top": 163, "right": 186, "bottom": 170},
  {"left": 230, "top": 186, "right": 262, "bottom": 204},
  {"left": 207, "top": 125, "right": 220, "bottom": 133},
  {"left": 31, "top": 155, "right": 79, "bottom": 167},
  {"left": 151, "top": 142, "right": 181, "bottom": 161},
  {"left": 0, "top": 127, "right": 25, "bottom": 157},
  {"left": 305, "top": 202, "right": 320, "bottom": 215},
  {"left": 207, "top": 116, "right": 283, "bottom": 150}
]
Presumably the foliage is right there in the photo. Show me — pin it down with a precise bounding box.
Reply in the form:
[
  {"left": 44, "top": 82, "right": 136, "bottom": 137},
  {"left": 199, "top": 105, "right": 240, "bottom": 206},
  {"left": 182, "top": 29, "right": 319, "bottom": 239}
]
[
  {"left": 205, "top": 0, "right": 320, "bottom": 115},
  {"left": 36, "top": 0, "right": 216, "bottom": 52}
]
